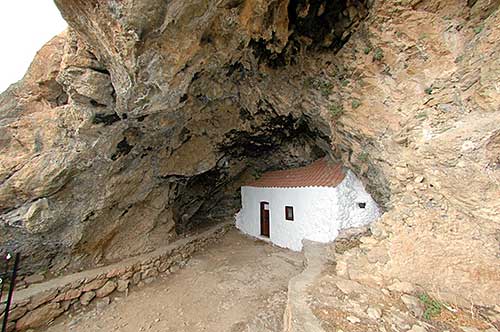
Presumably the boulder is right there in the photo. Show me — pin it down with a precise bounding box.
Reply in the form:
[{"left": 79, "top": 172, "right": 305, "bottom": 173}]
[
  {"left": 95, "top": 281, "right": 117, "bottom": 298},
  {"left": 82, "top": 278, "right": 107, "bottom": 292},
  {"left": 401, "top": 294, "right": 424, "bottom": 318},
  {"left": 27, "top": 289, "right": 58, "bottom": 310},
  {"left": 79, "top": 291, "right": 96, "bottom": 306},
  {"left": 16, "top": 303, "right": 64, "bottom": 330}
]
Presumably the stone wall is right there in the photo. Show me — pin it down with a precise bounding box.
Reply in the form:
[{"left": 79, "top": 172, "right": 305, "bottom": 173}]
[{"left": 0, "top": 223, "right": 231, "bottom": 331}]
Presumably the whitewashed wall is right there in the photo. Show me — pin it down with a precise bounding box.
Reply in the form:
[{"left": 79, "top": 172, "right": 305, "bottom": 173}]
[
  {"left": 235, "top": 170, "right": 380, "bottom": 251},
  {"left": 335, "top": 171, "right": 381, "bottom": 229},
  {"left": 235, "top": 186, "right": 338, "bottom": 251}
]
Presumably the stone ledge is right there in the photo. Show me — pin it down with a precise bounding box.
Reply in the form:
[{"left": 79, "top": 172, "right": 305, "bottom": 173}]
[
  {"left": 1, "top": 222, "right": 231, "bottom": 331},
  {"left": 283, "top": 240, "right": 328, "bottom": 332}
]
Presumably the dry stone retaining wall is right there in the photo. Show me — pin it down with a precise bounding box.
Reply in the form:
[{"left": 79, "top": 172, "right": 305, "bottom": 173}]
[{"left": 0, "top": 223, "right": 231, "bottom": 331}]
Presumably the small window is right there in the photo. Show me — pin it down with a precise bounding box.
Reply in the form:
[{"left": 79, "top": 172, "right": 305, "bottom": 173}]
[
  {"left": 358, "top": 202, "right": 366, "bottom": 209},
  {"left": 285, "top": 206, "right": 294, "bottom": 221}
]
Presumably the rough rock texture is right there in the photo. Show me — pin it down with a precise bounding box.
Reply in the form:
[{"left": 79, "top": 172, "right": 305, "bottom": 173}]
[
  {"left": 0, "top": 0, "right": 499, "bottom": 315},
  {"left": 1, "top": 0, "right": 370, "bottom": 275},
  {"left": 328, "top": 0, "right": 500, "bottom": 308},
  {"left": 3, "top": 223, "right": 229, "bottom": 331},
  {"left": 285, "top": 231, "right": 497, "bottom": 332}
]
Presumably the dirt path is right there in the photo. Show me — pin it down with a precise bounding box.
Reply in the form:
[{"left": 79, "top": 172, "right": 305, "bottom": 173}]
[{"left": 46, "top": 229, "right": 304, "bottom": 332}]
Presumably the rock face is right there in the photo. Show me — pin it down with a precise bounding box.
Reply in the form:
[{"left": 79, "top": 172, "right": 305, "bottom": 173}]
[
  {"left": 1, "top": 0, "right": 368, "bottom": 275},
  {"left": 0, "top": 0, "right": 499, "bottom": 312},
  {"left": 329, "top": 0, "right": 500, "bottom": 308}
]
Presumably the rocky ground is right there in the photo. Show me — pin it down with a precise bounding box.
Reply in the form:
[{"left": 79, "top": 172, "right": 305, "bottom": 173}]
[
  {"left": 308, "top": 239, "right": 500, "bottom": 332},
  {"left": 0, "top": 0, "right": 499, "bottom": 329},
  {"left": 43, "top": 230, "right": 304, "bottom": 332}
]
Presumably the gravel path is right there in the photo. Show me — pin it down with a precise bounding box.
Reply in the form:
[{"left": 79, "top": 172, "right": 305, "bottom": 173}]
[{"left": 46, "top": 229, "right": 304, "bottom": 332}]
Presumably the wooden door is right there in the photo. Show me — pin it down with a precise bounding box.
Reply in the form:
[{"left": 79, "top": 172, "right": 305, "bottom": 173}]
[{"left": 260, "top": 202, "right": 270, "bottom": 237}]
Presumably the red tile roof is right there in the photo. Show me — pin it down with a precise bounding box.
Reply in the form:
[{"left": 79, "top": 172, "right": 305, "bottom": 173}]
[{"left": 246, "top": 158, "right": 345, "bottom": 188}]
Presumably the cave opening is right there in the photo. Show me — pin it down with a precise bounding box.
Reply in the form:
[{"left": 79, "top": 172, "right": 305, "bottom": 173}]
[
  {"left": 171, "top": 113, "right": 332, "bottom": 235},
  {"left": 169, "top": 0, "right": 373, "bottom": 235}
]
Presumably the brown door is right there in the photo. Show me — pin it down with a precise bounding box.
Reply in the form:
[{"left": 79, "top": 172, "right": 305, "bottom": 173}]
[{"left": 260, "top": 202, "right": 270, "bottom": 237}]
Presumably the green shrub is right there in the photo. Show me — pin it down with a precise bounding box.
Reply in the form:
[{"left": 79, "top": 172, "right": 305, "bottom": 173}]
[
  {"left": 474, "top": 25, "right": 483, "bottom": 34},
  {"left": 358, "top": 151, "right": 369, "bottom": 162},
  {"left": 419, "top": 294, "right": 442, "bottom": 320},
  {"left": 319, "top": 81, "right": 333, "bottom": 97},
  {"left": 454, "top": 55, "right": 464, "bottom": 63},
  {"left": 303, "top": 78, "right": 333, "bottom": 97},
  {"left": 424, "top": 86, "right": 433, "bottom": 95},
  {"left": 415, "top": 112, "right": 428, "bottom": 119},
  {"left": 329, "top": 103, "right": 344, "bottom": 118},
  {"left": 34, "top": 134, "right": 43, "bottom": 153},
  {"left": 351, "top": 99, "right": 361, "bottom": 109},
  {"left": 364, "top": 46, "right": 372, "bottom": 54},
  {"left": 373, "top": 47, "right": 384, "bottom": 61}
]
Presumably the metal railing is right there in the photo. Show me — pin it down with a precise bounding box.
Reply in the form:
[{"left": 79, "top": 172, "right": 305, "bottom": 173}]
[{"left": 1, "top": 252, "right": 20, "bottom": 332}]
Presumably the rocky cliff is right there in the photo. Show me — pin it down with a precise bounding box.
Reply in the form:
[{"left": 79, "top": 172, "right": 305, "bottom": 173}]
[{"left": 0, "top": 0, "right": 498, "bottom": 309}]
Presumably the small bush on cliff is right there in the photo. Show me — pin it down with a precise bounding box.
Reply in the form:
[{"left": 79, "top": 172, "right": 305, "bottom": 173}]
[
  {"left": 303, "top": 77, "right": 333, "bottom": 97},
  {"left": 33, "top": 132, "right": 43, "bottom": 153},
  {"left": 474, "top": 25, "right": 483, "bottom": 34},
  {"left": 358, "top": 151, "right": 369, "bottom": 162},
  {"left": 419, "top": 294, "right": 442, "bottom": 320},
  {"left": 415, "top": 112, "right": 428, "bottom": 120},
  {"left": 373, "top": 47, "right": 384, "bottom": 61},
  {"left": 319, "top": 81, "right": 333, "bottom": 97},
  {"left": 351, "top": 99, "right": 362, "bottom": 109},
  {"left": 329, "top": 103, "right": 344, "bottom": 118},
  {"left": 424, "top": 86, "right": 433, "bottom": 95}
]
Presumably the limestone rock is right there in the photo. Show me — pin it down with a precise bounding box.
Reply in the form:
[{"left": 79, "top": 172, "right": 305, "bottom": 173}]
[
  {"left": 27, "top": 289, "right": 58, "bottom": 310},
  {"left": 335, "top": 278, "right": 364, "bottom": 295},
  {"left": 24, "top": 274, "right": 45, "bottom": 284},
  {"left": 143, "top": 268, "right": 159, "bottom": 279},
  {"left": 132, "top": 272, "right": 142, "bottom": 285},
  {"left": 143, "top": 277, "right": 155, "bottom": 285},
  {"left": 58, "top": 67, "right": 115, "bottom": 107},
  {"left": 60, "top": 300, "right": 71, "bottom": 311},
  {"left": 388, "top": 281, "right": 416, "bottom": 294},
  {"left": 95, "top": 281, "right": 117, "bottom": 298},
  {"left": 96, "top": 297, "right": 111, "bottom": 311},
  {"left": 16, "top": 303, "right": 64, "bottom": 330},
  {"left": 117, "top": 279, "right": 129, "bottom": 293},
  {"left": 401, "top": 294, "right": 424, "bottom": 318},
  {"left": 0, "top": 0, "right": 342, "bottom": 278},
  {"left": 8, "top": 305, "right": 28, "bottom": 321},
  {"left": 367, "top": 306, "right": 382, "bottom": 320},
  {"left": 79, "top": 291, "right": 96, "bottom": 306},
  {"left": 408, "top": 325, "right": 427, "bottom": 332},
  {"left": 64, "top": 288, "right": 82, "bottom": 301},
  {"left": 82, "top": 279, "right": 107, "bottom": 292},
  {"left": 459, "top": 327, "right": 481, "bottom": 332},
  {"left": 0, "top": 0, "right": 498, "bottom": 316},
  {"left": 346, "top": 315, "right": 361, "bottom": 323}
]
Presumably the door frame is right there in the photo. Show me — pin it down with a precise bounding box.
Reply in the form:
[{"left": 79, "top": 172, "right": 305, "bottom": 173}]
[{"left": 260, "top": 201, "right": 270, "bottom": 237}]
